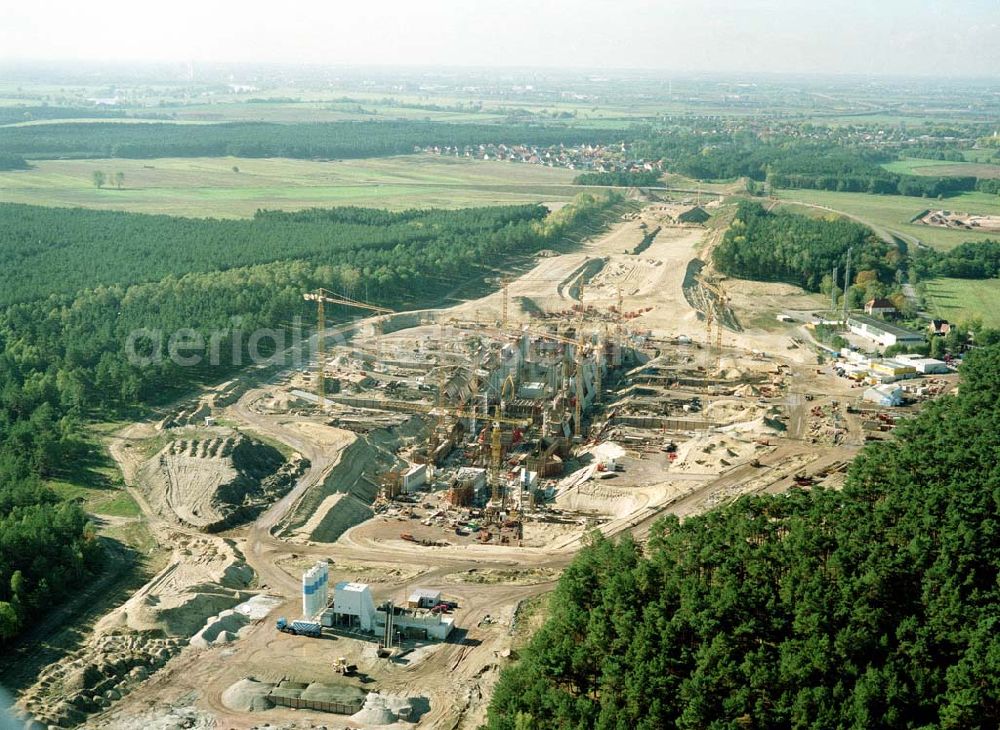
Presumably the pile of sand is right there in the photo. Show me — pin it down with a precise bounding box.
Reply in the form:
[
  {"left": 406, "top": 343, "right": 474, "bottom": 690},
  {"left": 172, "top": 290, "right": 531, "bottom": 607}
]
[
  {"left": 587, "top": 441, "right": 626, "bottom": 463},
  {"left": 233, "top": 594, "right": 283, "bottom": 620},
  {"left": 221, "top": 678, "right": 275, "bottom": 712},
  {"left": 350, "top": 692, "right": 423, "bottom": 725},
  {"left": 279, "top": 434, "right": 400, "bottom": 543},
  {"left": 98, "top": 535, "right": 254, "bottom": 638},
  {"left": 189, "top": 609, "right": 253, "bottom": 648}
]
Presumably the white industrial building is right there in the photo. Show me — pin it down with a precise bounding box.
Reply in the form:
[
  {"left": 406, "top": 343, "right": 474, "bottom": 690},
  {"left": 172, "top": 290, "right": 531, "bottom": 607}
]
[
  {"left": 328, "top": 581, "right": 378, "bottom": 631},
  {"left": 324, "top": 581, "right": 454, "bottom": 641},
  {"left": 302, "top": 561, "right": 329, "bottom": 619},
  {"left": 402, "top": 463, "right": 427, "bottom": 492},
  {"left": 894, "top": 354, "right": 950, "bottom": 374},
  {"left": 863, "top": 384, "right": 904, "bottom": 407},
  {"left": 847, "top": 315, "right": 924, "bottom": 348}
]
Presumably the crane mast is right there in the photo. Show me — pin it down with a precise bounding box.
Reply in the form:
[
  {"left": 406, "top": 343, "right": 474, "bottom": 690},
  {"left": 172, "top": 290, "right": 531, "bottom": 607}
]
[{"left": 303, "top": 288, "right": 393, "bottom": 409}]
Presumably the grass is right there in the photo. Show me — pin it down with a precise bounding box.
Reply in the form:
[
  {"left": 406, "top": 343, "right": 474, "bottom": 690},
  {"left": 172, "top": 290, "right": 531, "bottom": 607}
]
[
  {"left": 924, "top": 277, "right": 1000, "bottom": 328},
  {"left": 882, "top": 158, "right": 1000, "bottom": 179},
  {"left": 775, "top": 189, "right": 1000, "bottom": 251},
  {"left": 242, "top": 429, "right": 298, "bottom": 460},
  {"left": 0, "top": 155, "right": 582, "bottom": 217},
  {"left": 43, "top": 420, "right": 143, "bottom": 517}
]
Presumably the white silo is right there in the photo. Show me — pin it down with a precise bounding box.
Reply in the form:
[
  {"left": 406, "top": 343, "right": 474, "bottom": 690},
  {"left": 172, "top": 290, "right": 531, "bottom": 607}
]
[{"left": 302, "top": 561, "right": 329, "bottom": 618}]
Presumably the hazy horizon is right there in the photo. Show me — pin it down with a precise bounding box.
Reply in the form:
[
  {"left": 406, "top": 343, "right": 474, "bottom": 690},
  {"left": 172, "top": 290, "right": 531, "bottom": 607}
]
[{"left": 3, "top": 0, "right": 998, "bottom": 78}]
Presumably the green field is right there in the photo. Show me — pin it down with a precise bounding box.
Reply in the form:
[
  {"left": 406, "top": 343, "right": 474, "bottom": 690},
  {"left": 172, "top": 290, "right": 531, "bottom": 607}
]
[
  {"left": 775, "top": 189, "right": 1000, "bottom": 251},
  {"left": 882, "top": 158, "right": 1000, "bottom": 178},
  {"left": 0, "top": 155, "right": 583, "bottom": 216},
  {"left": 924, "top": 277, "right": 1000, "bottom": 328}
]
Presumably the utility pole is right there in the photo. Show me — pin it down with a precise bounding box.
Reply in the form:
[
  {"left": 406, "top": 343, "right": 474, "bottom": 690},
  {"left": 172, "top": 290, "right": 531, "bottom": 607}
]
[{"left": 831, "top": 265, "right": 838, "bottom": 315}]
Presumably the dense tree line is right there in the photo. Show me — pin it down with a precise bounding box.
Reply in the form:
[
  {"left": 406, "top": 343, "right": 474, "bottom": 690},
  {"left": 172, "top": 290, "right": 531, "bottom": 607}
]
[
  {"left": 913, "top": 239, "right": 1000, "bottom": 279},
  {"left": 0, "top": 468, "right": 102, "bottom": 642},
  {"left": 0, "top": 106, "right": 128, "bottom": 125},
  {"left": 0, "top": 120, "right": 632, "bottom": 161},
  {"left": 488, "top": 345, "right": 1000, "bottom": 729},
  {"left": 903, "top": 148, "right": 967, "bottom": 162},
  {"left": 0, "top": 154, "right": 29, "bottom": 171},
  {"left": 0, "top": 202, "right": 550, "bottom": 305},
  {"left": 975, "top": 178, "right": 1000, "bottom": 195},
  {"left": 573, "top": 171, "right": 661, "bottom": 187},
  {"left": 713, "top": 201, "right": 899, "bottom": 291},
  {"left": 634, "top": 133, "right": 994, "bottom": 198}
]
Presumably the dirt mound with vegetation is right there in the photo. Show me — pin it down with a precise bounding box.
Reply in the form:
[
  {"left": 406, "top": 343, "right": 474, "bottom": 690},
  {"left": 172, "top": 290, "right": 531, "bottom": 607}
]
[{"left": 139, "top": 428, "right": 304, "bottom": 531}]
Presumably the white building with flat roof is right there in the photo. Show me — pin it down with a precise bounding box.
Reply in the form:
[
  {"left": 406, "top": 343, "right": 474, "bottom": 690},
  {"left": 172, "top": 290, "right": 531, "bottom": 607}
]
[
  {"left": 848, "top": 315, "right": 924, "bottom": 348},
  {"left": 894, "top": 355, "right": 950, "bottom": 374},
  {"left": 331, "top": 581, "right": 377, "bottom": 630},
  {"left": 402, "top": 463, "right": 427, "bottom": 492},
  {"left": 407, "top": 588, "right": 441, "bottom": 609}
]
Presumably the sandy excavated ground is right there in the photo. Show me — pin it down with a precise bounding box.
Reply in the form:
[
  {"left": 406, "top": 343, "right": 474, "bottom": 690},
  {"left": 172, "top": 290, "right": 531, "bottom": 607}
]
[
  {"left": 13, "top": 205, "right": 871, "bottom": 730},
  {"left": 138, "top": 428, "right": 288, "bottom": 530}
]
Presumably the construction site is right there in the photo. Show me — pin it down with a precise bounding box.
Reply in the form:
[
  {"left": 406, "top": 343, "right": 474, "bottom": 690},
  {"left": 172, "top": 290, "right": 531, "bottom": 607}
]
[{"left": 10, "top": 201, "right": 958, "bottom": 730}]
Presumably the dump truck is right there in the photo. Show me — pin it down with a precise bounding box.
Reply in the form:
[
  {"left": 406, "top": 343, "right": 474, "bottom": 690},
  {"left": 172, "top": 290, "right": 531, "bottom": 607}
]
[{"left": 276, "top": 617, "right": 322, "bottom": 638}]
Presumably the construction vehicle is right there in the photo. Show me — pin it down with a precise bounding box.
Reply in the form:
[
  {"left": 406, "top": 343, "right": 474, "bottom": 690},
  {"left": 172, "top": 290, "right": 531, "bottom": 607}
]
[
  {"left": 276, "top": 617, "right": 322, "bottom": 638},
  {"left": 303, "top": 288, "right": 394, "bottom": 408},
  {"left": 332, "top": 657, "right": 357, "bottom": 675}
]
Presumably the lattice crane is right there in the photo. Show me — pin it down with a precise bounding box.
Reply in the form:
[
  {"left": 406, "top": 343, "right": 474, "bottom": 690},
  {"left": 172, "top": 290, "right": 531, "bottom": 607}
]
[{"left": 303, "top": 288, "right": 393, "bottom": 408}]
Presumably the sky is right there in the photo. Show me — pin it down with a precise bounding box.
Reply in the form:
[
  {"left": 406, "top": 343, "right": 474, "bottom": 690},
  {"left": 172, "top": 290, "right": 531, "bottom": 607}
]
[{"left": 2, "top": 0, "right": 998, "bottom": 77}]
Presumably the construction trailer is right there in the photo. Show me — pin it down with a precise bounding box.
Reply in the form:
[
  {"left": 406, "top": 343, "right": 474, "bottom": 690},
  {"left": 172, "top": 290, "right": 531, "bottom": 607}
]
[{"left": 407, "top": 588, "right": 442, "bottom": 609}]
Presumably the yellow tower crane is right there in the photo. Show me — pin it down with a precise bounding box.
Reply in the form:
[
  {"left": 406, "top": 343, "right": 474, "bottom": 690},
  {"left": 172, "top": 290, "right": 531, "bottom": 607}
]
[
  {"left": 615, "top": 285, "right": 625, "bottom": 366},
  {"left": 463, "top": 323, "right": 593, "bottom": 438},
  {"left": 696, "top": 276, "right": 730, "bottom": 371},
  {"left": 303, "top": 289, "right": 393, "bottom": 409}
]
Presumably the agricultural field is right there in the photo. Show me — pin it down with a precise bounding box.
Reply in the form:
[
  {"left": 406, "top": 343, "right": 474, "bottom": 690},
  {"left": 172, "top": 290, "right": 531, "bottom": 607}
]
[
  {"left": 924, "top": 277, "right": 1000, "bottom": 329},
  {"left": 775, "top": 189, "right": 1000, "bottom": 251},
  {"left": 882, "top": 157, "right": 1000, "bottom": 178},
  {"left": 0, "top": 154, "right": 582, "bottom": 217}
]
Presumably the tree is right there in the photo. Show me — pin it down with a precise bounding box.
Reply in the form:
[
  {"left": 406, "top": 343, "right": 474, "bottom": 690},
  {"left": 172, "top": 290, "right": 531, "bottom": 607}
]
[
  {"left": 114, "top": 171, "right": 124, "bottom": 189},
  {"left": 0, "top": 601, "right": 19, "bottom": 641},
  {"left": 488, "top": 346, "right": 1000, "bottom": 729},
  {"left": 92, "top": 170, "right": 105, "bottom": 189}
]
